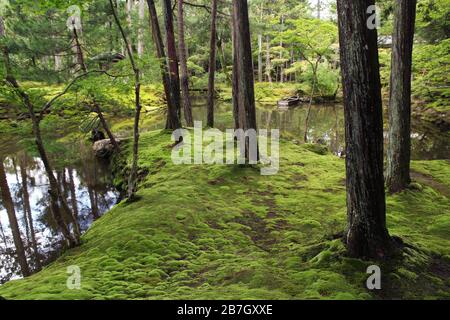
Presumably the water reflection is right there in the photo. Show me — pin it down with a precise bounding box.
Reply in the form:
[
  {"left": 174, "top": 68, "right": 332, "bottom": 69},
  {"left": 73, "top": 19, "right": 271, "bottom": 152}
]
[
  {"left": 190, "top": 100, "right": 449, "bottom": 160},
  {"left": 0, "top": 141, "right": 118, "bottom": 283}
]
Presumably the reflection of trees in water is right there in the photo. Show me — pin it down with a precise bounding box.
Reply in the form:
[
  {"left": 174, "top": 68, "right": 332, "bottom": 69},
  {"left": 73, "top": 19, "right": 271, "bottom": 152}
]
[{"left": 0, "top": 139, "right": 119, "bottom": 282}]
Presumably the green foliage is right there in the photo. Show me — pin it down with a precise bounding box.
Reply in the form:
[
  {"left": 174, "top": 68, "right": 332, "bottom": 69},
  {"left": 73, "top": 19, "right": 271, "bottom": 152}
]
[
  {"left": 416, "top": 0, "right": 450, "bottom": 43},
  {"left": 412, "top": 39, "right": 450, "bottom": 111}
]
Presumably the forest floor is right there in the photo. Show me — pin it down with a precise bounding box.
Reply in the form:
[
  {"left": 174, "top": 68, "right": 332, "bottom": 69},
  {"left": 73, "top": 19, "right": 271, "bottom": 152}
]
[{"left": 0, "top": 130, "right": 449, "bottom": 300}]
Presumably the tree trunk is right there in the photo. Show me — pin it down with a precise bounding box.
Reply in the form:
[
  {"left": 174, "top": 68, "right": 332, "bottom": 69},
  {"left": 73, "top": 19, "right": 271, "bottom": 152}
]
[
  {"left": 162, "top": 0, "right": 182, "bottom": 122},
  {"left": 0, "top": 159, "right": 31, "bottom": 277},
  {"left": 258, "top": 34, "right": 263, "bottom": 83},
  {"left": 92, "top": 100, "right": 120, "bottom": 151},
  {"left": 146, "top": 0, "right": 180, "bottom": 130},
  {"left": 265, "top": 35, "right": 272, "bottom": 83},
  {"left": 232, "top": 0, "right": 258, "bottom": 159},
  {"left": 126, "top": 0, "right": 134, "bottom": 55},
  {"left": 71, "top": 25, "right": 87, "bottom": 73},
  {"left": 19, "top": 160, "right": 41, "bottom": 270},
  {"left": 177, "top": 0, "right": 194, "bottom": 127},
  {"left": 207, "top": 0, "right": 218, "bottom": 128},
  {"left": 138, "top": 0, "right": 146, "bottom": 57},
  {"left": 386, "top": 0, "right": 417, "bottom": 193},
  {"left": 337, "top": 0, "right": 393, "bottom": 260},
  {"left": 231, "top": 13, "right": 240, "bottom": 130},
  {"left": 110, "top": 0, "right": 142, "bottom": 200}
]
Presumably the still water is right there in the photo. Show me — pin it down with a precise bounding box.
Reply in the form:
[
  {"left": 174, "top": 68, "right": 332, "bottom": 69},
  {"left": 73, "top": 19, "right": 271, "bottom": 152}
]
[{"left": 0, "top": 100, "right": 448, "bottom": 282}]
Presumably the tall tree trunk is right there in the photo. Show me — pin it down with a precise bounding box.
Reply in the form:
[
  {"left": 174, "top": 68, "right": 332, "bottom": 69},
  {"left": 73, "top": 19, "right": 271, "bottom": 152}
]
[
  {"left": 177, "top": 0, "right": 194, "bottom": 127},
  {"left": 137, "top": 0, "right": 146, "bottom": 57},
  {"left": 232, "top": 0, "right": 258, "bottom": 159},
  {"left": 265, "top": 35, "right": 272, "bottom": 83},
  {"left": 386, "top": 0, "right": 417, "bottom": 193},
  {"left": 162, "top": 0, "right": 182, "bottom": 122},
  {"left": 337, "top": 0, "right": 393, "bottom": 260},
  {"left": 126, "top": 0, "right": 134, "bottom": 55},
  {"left": 279, "top": 15, "right": 285, "bottom": 83},
  {"left": 146, "top": 0, "right": 180, "bottom": 130},
  {"left": 0, "top": 159, "right": 30, "bottom": 277},
  {"left": 67, "top": 168, "right": 79, "bottom": 223},
  {"left": 258, "top": 34, "right": 263, "bottom": 83},
  {"left": 19, "top": 160, "right": 41, "bottom": 270},
  {"left": 110, "top": 0, "right": 142, "bottom": 200},
  {"left": 207, "top": 0, "right": 218, "bottom": 128},
  {"left": 1, "top": 16, "right": 78, "bottom": 248},
  {"left": 231, "top": 13, "right": 240, "bottom": 130}
]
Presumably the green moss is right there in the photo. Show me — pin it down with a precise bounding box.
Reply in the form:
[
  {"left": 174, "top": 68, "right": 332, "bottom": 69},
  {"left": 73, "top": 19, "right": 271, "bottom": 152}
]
[{"left": 0, "top": 130, "right": 448, "bottom": 300}]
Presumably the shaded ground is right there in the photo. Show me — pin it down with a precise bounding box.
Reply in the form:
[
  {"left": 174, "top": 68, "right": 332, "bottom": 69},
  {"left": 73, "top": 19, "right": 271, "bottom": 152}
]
[{"left": 0, "top": 131, "right": 449, "bottom": 300}]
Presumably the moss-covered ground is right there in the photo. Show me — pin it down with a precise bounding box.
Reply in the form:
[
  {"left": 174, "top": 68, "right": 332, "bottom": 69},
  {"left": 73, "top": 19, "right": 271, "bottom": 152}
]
[{"left": 0, "top": 129, "right": 448, "bottom": 300}]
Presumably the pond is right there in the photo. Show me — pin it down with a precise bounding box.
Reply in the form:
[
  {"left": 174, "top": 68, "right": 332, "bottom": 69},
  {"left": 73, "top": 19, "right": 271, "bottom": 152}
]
[{"left": 0, "top": 99, "right": 448, "bottom": 283}]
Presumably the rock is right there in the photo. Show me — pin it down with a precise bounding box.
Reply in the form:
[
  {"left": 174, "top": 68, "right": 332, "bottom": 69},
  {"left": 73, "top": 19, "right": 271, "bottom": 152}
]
[{"left": 93, "top": 139, "right": 120, "bottom": 158}]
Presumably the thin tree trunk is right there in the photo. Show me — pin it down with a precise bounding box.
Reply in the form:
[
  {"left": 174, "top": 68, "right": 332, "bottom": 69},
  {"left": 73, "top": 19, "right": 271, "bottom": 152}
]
[
  {"left": 304, "top": 58, "right": 320, "bottom": 142},
  {"left": 265, "top": 35, "right": 272, "bottom": 83},
  {"left": 72, "top": 22, "right": 119, "bottom": 151},
  {"left": 177, "top": 0, "right": 194, "bottom": 127},
  {"left": 19, "top": 160, "right": 41, "bottom": 270},
  {"left": 146, "top": 0, "right": 180, "bottom": 130},
  {"left": 231, "top": 12, "right": 240, "bottom": 130},
  {"left": 386, "top": 0, "right": 417, "bottom": 193},
  {"left": 92, "top": 100, "right": 120, "bottom": 151},
  {"left": 110, "top": 0, "right": 142, "bottom": 200},
  {"left": 0, "top": 159, "right": 30, "bottom": 277},
  {"left": 138, "top": 0, "right": 146, "bottom": 57},
  {"left": 162, "top": 0, "right": 182, "bottom": 121},
  {"left": 258, "top": 34, "right": 263, "bottom": 83},
  {"left": 337, "top": 0, "right": 393, "bottom": 260},
  {"left": 207, "top": 0, "right": 218, "bottom": 127},
  {"left": 126, "top": 0, "right": 134, "bottom": 55}
]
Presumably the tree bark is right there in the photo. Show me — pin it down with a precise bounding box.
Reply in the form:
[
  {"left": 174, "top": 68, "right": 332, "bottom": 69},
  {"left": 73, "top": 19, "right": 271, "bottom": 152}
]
[
  {"left": 386, "top": 0, "right": 417, "bottom": 193},
  {"left": 337, "top": 0, "right": 393, "bottom": 260},
  {"left": 231, "top": 12, "right": 240, "bottom": 130},
  {"left": 146, "top": 0, "right": 180, "bottom": 130},
  {"left": 162, "top": 0, "right": 182, "bottom": 122},
  {"left": 177, "top": 0, "right": 194, "bottom": 127},
  {"left": 207, "top": 0, "right": 218, "bottom": 127},
  {"left": 0, "top": 159, "right": 30, "bottom": 277},
  {"left": 232, "top": 0, "right": 258, "bottom": 159}
]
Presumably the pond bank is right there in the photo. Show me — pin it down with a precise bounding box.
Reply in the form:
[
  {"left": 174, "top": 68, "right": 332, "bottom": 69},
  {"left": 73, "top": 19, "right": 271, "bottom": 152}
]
[{"left": 0, "top": 130, "right": 448, "bottom": 299}]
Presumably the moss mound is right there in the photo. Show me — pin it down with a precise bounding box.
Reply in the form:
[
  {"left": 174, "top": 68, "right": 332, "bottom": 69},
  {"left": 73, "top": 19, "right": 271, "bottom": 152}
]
[{"left": 0, "top": 131, "right": 448, "bottom": 300}]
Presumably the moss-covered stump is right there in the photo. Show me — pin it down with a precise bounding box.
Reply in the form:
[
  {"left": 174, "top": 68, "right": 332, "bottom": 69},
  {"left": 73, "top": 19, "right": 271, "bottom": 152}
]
[{"left": 0, "top": 131, "right": 448, "bottom": 300}]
